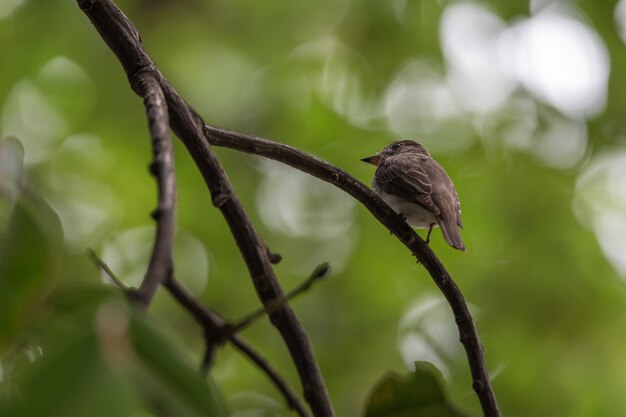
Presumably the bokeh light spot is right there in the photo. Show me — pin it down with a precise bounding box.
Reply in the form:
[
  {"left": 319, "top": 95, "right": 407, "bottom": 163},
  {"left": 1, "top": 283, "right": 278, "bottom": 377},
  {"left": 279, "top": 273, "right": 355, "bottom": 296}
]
[
  {"left": 573, "top": 151, "right": 626, "bottom": 279},
  {"left": 101, "top": 227, "right": 210, "bottom": 293},
  {"left": 292, "top": 37, "right": 383, "bottom": 129},
  {"left": 504, "top": 5, "right": 609, "bottom": 118},
  {"left": 38, "top": 56, "right": 92, "bottom": 87},
  {"left": 397, "top": 296, "right": 461, "bottom": 377},
  {"left": 0, "top": 0, "right": 26, "bottom": 20},
  {"left": 168, "top": 41, "right": 260, "bottom": 125},
  {"left": 44, "top": 134, "right": 119, "bottom": 248},
  {"left": 532, "top": 113, "right": 587, "bottom": 169},
  {"left": 614, "top": 0, "right": 626, "bottom": 44},
  {"left": 2, "top": 80, "right": 69, "bottom": 163},
  {"left": 256, "top": 160, "right": 359, "bottom": 274},
  {"left": 256, "top": 160, "right": 356, "bottom": 240},
  {"left": 384, "top": 61, "right": 474, "bottom": 153},
  {"left": 441, "top": 3, "right": 516, "bottom": 114}
]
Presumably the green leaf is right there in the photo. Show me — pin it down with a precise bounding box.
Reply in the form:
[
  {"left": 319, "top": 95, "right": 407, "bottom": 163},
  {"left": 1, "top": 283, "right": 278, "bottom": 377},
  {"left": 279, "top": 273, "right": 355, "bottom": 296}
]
[
  {"left": 0, "top": 137, "right": 63, "bottom": 347},
  {"left": 0, "top": 333, "right": 135, "bottom": 417},
  {"left": 364, "top": 362, "right": 469, "bottom": 417},
  {"left": 129, "top": 315, "right": 230, "bottom": 417},
  {"left": 1, "top": 287, "right": 229, "bottom": 417}
]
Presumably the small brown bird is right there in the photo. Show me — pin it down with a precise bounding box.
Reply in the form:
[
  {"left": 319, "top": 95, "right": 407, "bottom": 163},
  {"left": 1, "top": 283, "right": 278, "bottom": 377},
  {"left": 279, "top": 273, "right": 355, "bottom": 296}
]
[{"left": 361, "top": 140, "right": 465, "bottom": 251}]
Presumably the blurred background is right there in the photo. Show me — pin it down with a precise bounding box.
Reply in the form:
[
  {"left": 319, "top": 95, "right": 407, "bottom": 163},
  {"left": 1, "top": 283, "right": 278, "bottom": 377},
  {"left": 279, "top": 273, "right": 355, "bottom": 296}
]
[{"left": 2, "top": 0, "right": 626, "bottom": 416}]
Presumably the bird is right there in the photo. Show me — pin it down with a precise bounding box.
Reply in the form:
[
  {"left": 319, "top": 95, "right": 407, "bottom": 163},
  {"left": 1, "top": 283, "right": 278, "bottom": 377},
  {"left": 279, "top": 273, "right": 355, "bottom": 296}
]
[{"left": 361, "top": 140, "right": 465, "bottom": 251}]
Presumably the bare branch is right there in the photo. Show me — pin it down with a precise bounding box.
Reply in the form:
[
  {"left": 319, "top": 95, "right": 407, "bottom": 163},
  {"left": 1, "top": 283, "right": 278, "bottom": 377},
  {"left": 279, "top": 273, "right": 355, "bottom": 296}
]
[
  {"left": 128, "top": 72, "right": 177, "bottom": 309},
  {"left": 200, "top": 330, "right": 220, "bottom": 374},
  {"left": 88, "top": 248, "right": 129, "bottom": 291},
  {"left": 201, "top": 126, "right": 502, "bottom": 417},
  {"left": 163, "top": 277, "right": 312, "bottom": 417}
]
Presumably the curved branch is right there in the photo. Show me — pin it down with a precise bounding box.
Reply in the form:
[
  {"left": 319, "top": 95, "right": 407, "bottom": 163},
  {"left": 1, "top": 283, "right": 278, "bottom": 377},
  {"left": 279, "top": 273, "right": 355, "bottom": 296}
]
[
  {"left": 76, "top": 1, "right": 334, "bottom": 415},
  {"left": 132, "top": 72, "right": 176, "bottom": 309},
  {"left": 201, "top": 126, "right": 502, "bottom": 417}
]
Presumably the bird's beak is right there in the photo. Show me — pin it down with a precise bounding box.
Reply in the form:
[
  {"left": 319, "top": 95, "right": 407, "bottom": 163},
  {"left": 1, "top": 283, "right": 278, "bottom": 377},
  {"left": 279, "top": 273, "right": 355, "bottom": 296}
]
[{"left": 360, "top": 154, "right": 380, "bottom": 166}]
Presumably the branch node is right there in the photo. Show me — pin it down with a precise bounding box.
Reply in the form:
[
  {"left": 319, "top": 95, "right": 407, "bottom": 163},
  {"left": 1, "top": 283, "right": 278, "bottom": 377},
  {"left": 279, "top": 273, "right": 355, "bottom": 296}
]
[
  {"left": 149, "top": 160, "right": 159, "bottom": 176},
  {"left": 126, "top": 288, "right": 143, "bottom": 304},
  {"left": 473, "top": 380, "right": 485, "bottom": 394},
  {"left": 268, "top": 250, "right": 282, "bottom": 264},
  {"left": 310, "top": 262, "right": 330, "bottom": 280},
  {"left": 78, "top": 0, "right": 95, "bottom": 11},
  {"left": 211, "top": 191, "right": 231, "bottom": 208},
  {"left": 151, "top": 207, "right": 162, "bottom": 221},
  {"left": 129, "top": 67, "right": 156, "bottom": 96}
]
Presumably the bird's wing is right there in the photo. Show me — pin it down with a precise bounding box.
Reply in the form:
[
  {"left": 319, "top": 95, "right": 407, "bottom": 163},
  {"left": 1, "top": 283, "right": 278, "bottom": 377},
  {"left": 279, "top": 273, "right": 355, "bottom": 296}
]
[
  {"left": 420, "top": 158, "right": 465, "bottom": 250},
  {"left": 377, "top": 154, "right": 440, "bottom": 215},
  {"left": 454, "top": 188, "right": 464, "bottom": 228}
]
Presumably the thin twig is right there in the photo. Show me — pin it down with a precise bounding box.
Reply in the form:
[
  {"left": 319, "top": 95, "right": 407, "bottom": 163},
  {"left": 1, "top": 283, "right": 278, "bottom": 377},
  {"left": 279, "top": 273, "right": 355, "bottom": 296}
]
[
  {"left": 233, "top": 262, "right": 330, "bottom": 333},
  {"left": 131, "top": 72, "right": 177, "bottom": 309},
  {"left": 163, "top": 276, "right": 312, "bottom": 417},
  {"left": 229, "top": 336, "right": 311, "bottom": 416},
  {"left": 75, "top": 1, "right": 334, "bottom": 415},
  {"left": 200, "top": 332, "right": 219, "bottom": 374},
  {"left": 88, "top": 248, "right": 129, "bottom": 291}
]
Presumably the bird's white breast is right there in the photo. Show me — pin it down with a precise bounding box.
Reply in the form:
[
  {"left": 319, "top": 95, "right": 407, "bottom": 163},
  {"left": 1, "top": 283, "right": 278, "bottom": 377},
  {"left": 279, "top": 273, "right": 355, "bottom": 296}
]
[{"left": 372, "top": 180, "right": 437, "bottom": 229}]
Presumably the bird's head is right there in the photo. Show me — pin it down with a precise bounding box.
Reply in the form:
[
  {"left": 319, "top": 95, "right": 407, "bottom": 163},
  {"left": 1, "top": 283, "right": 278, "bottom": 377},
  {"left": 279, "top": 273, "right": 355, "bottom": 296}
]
[{"left": 361, "top": 140, "right": 430, "bottom": 166}]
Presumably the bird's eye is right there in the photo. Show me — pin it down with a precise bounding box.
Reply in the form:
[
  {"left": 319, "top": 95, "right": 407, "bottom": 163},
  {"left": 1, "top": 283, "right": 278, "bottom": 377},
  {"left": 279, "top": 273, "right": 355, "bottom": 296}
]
[{"left": 391, "top": 142, "right": 403, "bottom": 151}]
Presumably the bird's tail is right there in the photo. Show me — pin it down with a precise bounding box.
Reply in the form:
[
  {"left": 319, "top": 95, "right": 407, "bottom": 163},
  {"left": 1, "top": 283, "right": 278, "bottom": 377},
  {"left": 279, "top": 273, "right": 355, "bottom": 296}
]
[{"left": 437, "top": 215, "right": 466, "bottom": 252}]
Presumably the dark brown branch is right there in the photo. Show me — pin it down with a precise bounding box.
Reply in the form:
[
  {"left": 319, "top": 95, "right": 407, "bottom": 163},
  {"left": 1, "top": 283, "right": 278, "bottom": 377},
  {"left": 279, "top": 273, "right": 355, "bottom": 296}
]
[
  {"left": 233, "top": 262, "right": 330, "bottom": 333},
  {"left": 76, "top": 1, "right": 334, "bottom": 415},
  {"left": 199, "top": 317, "right": 227, "bottom": 375},
  {"left": 160, "top": 81, "right": 334, "bottom": 417},
  {"left": 201, "top": 127, "right": 502, "bottom": 417},
  {"left": 129, "top": 72, "right": 177, "bottom": 309},
  {"left": 163, "top": 277, "right": 312, "bottom": 417},
  {"left": 200, "top": 339, "right": 218, "bottom": 374}
]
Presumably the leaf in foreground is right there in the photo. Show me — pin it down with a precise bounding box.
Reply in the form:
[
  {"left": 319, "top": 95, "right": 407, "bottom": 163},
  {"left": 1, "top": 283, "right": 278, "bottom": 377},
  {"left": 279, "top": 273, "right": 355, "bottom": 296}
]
[{"left": 364, "top": 361, "right": 469, "bottom": 417}]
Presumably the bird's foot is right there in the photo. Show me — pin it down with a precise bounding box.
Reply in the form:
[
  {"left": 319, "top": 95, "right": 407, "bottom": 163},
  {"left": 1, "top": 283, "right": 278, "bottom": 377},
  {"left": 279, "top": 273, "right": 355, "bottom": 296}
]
[{"left": 424, "top": 224, "right": 434, "bottom": 246}]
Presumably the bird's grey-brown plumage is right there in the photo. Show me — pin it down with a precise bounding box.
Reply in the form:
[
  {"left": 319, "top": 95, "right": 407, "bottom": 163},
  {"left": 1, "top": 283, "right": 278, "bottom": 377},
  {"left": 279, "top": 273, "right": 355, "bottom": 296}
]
[{"left": 362, "top": 140, "right": 465, "bottom": 251}]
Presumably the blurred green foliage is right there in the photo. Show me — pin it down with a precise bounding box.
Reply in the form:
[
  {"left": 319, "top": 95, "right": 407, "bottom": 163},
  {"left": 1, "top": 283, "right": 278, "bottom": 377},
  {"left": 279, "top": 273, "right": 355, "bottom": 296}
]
[
  {"left": 0, "top": 285, "right": 227, "bottom": 417},
  {"left": 364, "top": 362, "right": 468, "bottom": 417},
  {"left": 2, "top": 0, "right": 626, "bottom": 416}
]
